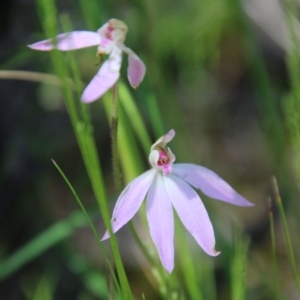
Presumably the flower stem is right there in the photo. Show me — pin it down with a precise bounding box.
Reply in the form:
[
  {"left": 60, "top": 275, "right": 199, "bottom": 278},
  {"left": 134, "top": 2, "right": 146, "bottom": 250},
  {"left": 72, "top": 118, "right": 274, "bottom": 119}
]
[{"left": 111, "top": 83, "right": 122, "bottom": 192}]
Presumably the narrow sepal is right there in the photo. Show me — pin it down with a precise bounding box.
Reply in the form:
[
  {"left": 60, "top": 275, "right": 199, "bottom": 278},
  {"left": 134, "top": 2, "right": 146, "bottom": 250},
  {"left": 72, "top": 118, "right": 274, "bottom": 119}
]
[
  {"left": 146, "top": 173, "right": 174, "bottom": 273},
  {"left": 28, "top": 31, "right": 100, "bottom": 51},
  {"left": 167, "top": 174, "right": 220, "bottom": 256},
  {"left": 102, "top": 169, "right": 156, "bottom": 240},
  {"left": 173, "top": 164, "right": 253, "bottom": 206}
]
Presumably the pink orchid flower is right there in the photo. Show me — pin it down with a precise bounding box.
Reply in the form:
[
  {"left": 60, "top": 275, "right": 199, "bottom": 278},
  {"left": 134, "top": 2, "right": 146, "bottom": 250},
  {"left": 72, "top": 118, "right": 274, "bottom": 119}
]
[
  {"left": 102, "top": 129, "right": 253, "bottom": 273},
  {"left": 28, "top": 19, "right": 146, "bottom": 103}
]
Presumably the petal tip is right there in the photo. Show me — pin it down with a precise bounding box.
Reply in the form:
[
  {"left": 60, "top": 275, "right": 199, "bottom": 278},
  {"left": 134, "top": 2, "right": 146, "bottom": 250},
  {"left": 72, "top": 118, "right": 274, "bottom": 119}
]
[
  {"left": 163, "top": 263, "right": 174, "bottom": 274},
  {"left": 168, "top": 129, "right": 175, "bottom": 136},
  {"left": 239, "top": 198, "right": 255, "bottom": 207},
  {"left": 101, "top": 231, "right": 110, "bottom": 241},
  {"left": 80, "top": 96, "right": 98, "bottom": 104},
  {"left": 27, "top": 44, "right": 41, "bottom": 50},
  {"left": 213, "top": 248, "right": 221, "bottom": 256},
  {"left": 80, "top": 86, "right": 104, "bottom": 103},
  {"left": 27, "top": 40, "right": 53, "bottom": 51}
]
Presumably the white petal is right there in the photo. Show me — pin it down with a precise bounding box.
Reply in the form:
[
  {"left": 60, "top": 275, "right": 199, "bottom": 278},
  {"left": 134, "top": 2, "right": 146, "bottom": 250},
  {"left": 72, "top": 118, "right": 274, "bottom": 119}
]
[
  {"left": 81, "top": 47, "right": 123, "bottom": 103},
  {"left": 97, "top": 40, "right": 115, "bottom": 55},
  {"left": 102, "top": 169, "right": 156, "bottom": 240},
  {"left": 146, "top": 173, "right": 174, "bottom": 273},
  {"left": 172, "top": 164, "right": 253, "bottom": 207},
  {"left": 150, "top": 129, "right": 175, "bottom": 151},
  {"left": 81, "top": 61, "right": 119, "bottom": 103},
  {"left": 28, "top": 31, "right": 100, "bottom": 51},
  {"left": 166, "top": 174, "right": 220, "bottom": 256},
  {"left": 109, "top": 47, "right": 123, "bottom": 72},
  {"left": 148, "top": 149, "right": 159, "bottom": 170}
]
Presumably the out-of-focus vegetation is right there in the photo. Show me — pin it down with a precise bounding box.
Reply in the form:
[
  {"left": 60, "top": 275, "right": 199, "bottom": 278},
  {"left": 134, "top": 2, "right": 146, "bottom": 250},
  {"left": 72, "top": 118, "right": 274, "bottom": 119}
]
[{"left": 1, "top": 0, "right": 300, "bottom": 299}]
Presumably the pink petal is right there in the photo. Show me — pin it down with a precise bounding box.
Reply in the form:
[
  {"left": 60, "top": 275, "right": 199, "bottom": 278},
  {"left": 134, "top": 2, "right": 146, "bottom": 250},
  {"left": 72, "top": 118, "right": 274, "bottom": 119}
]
[
  {"left": 167, "top": 174, "right": 220, "bottom": 256},
  {"left": 172, "top": 164, "right": 253, "bottom": 207},
  {"left": 28, "top": 31, "right": 100, "bottom": 51},
  {"left": 81, "top": 60, "right": 119, "bottom": 103},
  {"left": 127, "top": 52, "right": 146, "bottom": 88},
  {"left": 102, "top": 169, "right": 156, "bottom": 240},
  {"left": 146, "top": 173, "right": 174, "bottom": 273}
]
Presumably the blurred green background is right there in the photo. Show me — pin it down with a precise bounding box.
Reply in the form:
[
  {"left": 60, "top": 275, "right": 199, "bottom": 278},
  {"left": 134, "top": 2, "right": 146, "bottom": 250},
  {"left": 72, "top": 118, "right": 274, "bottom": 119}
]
[{"left": 1, "top": 0, "right": 300, "bottom": 299}]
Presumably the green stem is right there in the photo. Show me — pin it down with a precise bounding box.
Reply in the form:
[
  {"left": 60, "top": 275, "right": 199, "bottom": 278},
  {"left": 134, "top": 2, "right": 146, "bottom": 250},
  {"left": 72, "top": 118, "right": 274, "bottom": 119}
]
[
  {"left": 268, "top": 198, "right": 281, "bottom": 300},
  {"left": 272, "top": 177, "right": 300, "bottom": 295},
  {"left": 111, "top": 83, "right": 122, "bottom": 192},
  {"left": 230, "top": 227, "right": 250, "bottom": 300}
]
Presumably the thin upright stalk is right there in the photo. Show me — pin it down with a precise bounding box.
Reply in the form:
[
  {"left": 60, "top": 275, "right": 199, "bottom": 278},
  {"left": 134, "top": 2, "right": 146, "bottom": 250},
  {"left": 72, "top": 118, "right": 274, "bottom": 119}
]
[
  {"left": 111, "top": 83, "right": 122, "bottom": 192},
  {"left": 230, "top": 227, "right": 250, "bottom": 300},
  {"left": 272, "top": 177, "right": 300, "bottom": 295},
  {"left": 268, "top": 198, "right": 281, "bottom": 300}
]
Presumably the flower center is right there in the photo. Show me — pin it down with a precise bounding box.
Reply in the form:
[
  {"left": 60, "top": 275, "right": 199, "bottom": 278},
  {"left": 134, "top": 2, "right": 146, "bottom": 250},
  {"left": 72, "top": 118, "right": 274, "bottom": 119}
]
[
  {"left": 105, "top": 26, "right": 114, "bottom": 40},
  {"left": 157, "top": 148, "right": 172, "bottom": 174},
  {"left": 157, "top": 149, "right": 170, "bottom": 166}
]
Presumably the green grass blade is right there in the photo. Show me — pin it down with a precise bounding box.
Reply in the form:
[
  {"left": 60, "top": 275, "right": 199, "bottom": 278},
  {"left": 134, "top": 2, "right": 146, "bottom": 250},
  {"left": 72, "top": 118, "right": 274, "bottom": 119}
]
[
  {"left": 268, "top": 198, "right": 281, "bottom": 300},
  {"left": 119, "top": 82, "right": 152, "bottom": 153},
  {"left": 176, "top": 219, "right": 204, "bottom": 300},
  {"left": 51, "top": 159, "right": 122, "bottom": 296},
  {"left": 31, "top": 275, "right": 54, "bottom": 300},
  {"left": 230, "top": 227, "right": 250, "bottom": 300},
  {"left": 22, "top": 272, "right": 55, "bottom": 300},
  {"left": 272, "top": 177, "right": 300, "bottom": 295},
  {"left": 78, "top": 0, "right": 105, "bottom": 30},
  {"left": 119, "top": 100, "right": 145, "bottom": 180},
  {"left": 0, "top": 209, "right": 90, "bottom": 280},
  {"left": 144, "top": 92, "right": 165, "bottom": 137}
]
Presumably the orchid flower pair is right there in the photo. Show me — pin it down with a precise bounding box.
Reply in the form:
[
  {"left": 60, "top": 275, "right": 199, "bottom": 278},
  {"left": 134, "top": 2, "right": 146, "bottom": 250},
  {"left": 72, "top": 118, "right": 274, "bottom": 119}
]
[
  {"left": 102, "top": 129, "right": 253, "bottom": 273},
  {"left": 29, "top": 19, "right": 253, "bottom": 273},
  {"left": 28, "top": 19, "right": 146, "bottom": 103}
]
